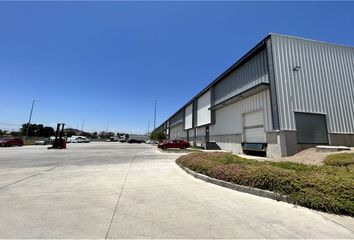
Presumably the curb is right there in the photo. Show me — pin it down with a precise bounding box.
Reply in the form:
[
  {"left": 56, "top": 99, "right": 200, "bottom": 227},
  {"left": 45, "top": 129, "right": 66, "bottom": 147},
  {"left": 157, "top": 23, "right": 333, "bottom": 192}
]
[{"left": 177, "top": 163, "right": 289, "bottom": 203}]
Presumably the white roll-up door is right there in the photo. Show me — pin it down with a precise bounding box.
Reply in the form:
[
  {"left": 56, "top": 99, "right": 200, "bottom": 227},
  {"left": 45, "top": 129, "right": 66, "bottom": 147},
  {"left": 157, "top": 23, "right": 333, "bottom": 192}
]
[
  {"left": 197, "top": 90, "right": 211, "bottom": 126},
  {"left": 244, "top": 110, "right": 265, "bottom": 143}
]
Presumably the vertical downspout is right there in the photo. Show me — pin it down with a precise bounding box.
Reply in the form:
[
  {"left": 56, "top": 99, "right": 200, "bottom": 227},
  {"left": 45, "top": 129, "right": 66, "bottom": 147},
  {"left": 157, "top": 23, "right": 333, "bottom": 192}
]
[
  {"left": 266, "top": 35, "right": 283, "bottom": 156},
  {"left": 266, "top": 36, "right": 280, "bottom": 130},
  {"left": 193, "top": 100, "right": 198, "bottom": 147}
]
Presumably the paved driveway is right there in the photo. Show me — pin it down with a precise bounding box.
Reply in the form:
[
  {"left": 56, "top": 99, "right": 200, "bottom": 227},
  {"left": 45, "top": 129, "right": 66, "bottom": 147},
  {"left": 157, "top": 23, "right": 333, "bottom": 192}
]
[{"left": 0, "top": 142, "right": 353, "bottom": 239}]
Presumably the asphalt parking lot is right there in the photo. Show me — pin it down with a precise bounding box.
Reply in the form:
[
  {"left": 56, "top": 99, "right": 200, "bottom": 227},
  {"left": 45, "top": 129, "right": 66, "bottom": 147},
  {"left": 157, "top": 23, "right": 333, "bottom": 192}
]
[{"left": 0, "top": 142, "right": 353, "bottom": 239}]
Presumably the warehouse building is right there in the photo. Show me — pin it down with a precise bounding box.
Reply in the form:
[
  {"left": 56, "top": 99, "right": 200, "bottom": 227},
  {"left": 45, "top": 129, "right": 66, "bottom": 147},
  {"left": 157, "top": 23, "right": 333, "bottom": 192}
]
[{"left": 158, "top": 34, "right": 354, "bottom": 157}]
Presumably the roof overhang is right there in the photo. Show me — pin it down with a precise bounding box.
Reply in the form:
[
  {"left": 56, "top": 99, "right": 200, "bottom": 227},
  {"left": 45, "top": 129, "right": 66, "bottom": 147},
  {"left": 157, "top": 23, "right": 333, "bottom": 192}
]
[
  {"left": 209, "top": 83, "right": 269, "bottom": 111},
  {"left": 158, "top": 35, "right": 272, "bottom": 127},
  {"left": 169, "top": 121, "right": 183, "bottom": 128}
]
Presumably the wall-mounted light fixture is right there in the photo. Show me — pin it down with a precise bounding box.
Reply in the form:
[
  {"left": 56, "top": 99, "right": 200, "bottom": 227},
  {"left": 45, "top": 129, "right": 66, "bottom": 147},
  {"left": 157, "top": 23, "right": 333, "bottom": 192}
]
[{"left": 293, "top": 65, "right": 301, "bottom": 72}]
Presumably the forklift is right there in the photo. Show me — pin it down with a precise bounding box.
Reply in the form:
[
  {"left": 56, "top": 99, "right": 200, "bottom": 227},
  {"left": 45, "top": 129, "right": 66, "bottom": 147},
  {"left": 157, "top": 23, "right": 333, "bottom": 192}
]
[{"left": 48, "top": 123, "right": 66, "bottom": 149}]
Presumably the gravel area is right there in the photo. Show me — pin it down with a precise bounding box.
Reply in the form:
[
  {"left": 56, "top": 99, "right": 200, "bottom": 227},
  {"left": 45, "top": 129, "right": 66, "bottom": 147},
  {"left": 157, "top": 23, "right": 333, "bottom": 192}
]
[{"left": 276, "top": 147, "right": 354, "bottom": 165}]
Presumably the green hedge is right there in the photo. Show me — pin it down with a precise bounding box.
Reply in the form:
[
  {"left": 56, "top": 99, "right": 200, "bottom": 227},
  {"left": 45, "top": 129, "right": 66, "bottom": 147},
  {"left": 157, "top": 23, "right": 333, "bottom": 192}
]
[
  {"left": 324, "top": 153, "right": 354, "bottom": 167},
  {"left": 176, "top": 152, "right": 354, "bottom": 216}
]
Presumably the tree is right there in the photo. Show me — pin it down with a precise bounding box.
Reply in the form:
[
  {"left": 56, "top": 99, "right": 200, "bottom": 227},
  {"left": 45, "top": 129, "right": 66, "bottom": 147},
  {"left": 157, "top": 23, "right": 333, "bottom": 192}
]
[
  {"left": 43, "top": 127, "right": 55, "bottom": 137},
  {"left": 150, "top": 129, "right": 166, "bottom": 141},
  {"left": 20, "top": 123, "right": 54, "bottom": 137},
  {"left": 92, "top": 132, "right": 98, "bottom": 139},
  {"left": 0, "top": 129, "right": 6, "bottom": 136},
  {"left": 98, "top": 131, "right": 115, "bottom": 139},
  {"left": 9, "top": 131, "right": 20, "bottom": 136},
  {"left": 65, "top": 129, "right": 76, "bottom": 137}
]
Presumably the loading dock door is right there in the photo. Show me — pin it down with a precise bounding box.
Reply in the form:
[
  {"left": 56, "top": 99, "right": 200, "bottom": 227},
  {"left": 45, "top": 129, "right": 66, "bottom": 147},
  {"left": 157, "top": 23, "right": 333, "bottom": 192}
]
[
  {"left": 244, "top": 110, "right": 266, "bottom": 143},
  {"left": 295, "top": 112, "right": 328, "bottom": 144}
]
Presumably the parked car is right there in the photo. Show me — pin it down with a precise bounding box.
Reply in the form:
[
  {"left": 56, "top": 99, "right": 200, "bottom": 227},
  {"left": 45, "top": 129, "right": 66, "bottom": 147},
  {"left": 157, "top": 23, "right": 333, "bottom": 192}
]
[
  {"left": 67, "top": 137, "right": 78, "bottom": 143},
  {"left": 109, "top": 136, "right": 119, "bottom": 142},
  {"left": 34, "top": 138, "right": 52, "bottom": 145},
  {"left": 157, "top": 140, "right": 190, "bottom": 149},
  {"left": 127, "top": 139, "right": 145, "bottom": 144},
  {"left": 79, "top": 137, "right": 90, "bottom": 143},
  {"left": 0, "top": 137, "right": 24, "bottom": 147}
]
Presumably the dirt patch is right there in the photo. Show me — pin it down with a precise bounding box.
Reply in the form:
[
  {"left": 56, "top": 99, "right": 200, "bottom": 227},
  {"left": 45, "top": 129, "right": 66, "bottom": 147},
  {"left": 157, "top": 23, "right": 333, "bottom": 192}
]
[{"left": 274, "top": 147, "right": 354, "bottom": 165}]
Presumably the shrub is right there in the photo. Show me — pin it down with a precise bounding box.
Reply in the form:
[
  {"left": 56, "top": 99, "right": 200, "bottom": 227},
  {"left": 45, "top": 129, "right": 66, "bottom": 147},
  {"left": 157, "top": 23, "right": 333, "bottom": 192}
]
[
  {"left": 176, "top": 152, "right": 354, "bottom": 216},
  {"left": 324, "top": 153, "right": 354, "bottom": 167},
  {"left": 150, "top": 129, "right": 166, "bottom": 141}
]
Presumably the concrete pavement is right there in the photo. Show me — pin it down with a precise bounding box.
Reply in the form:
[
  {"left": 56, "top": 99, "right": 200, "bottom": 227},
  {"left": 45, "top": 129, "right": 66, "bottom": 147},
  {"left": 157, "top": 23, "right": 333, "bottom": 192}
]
[{"left": 0, "top": 142, "right": 353, "bottom": 238}]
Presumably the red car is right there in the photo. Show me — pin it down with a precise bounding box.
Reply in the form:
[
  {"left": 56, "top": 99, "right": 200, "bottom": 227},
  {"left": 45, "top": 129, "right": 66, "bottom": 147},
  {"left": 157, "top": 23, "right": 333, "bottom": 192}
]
[
  {"left": 0, "top": 137, "right": 24, "bottom": 147},
  {"left": 158, "top": 140, "right": 190, "bottom": 149}
]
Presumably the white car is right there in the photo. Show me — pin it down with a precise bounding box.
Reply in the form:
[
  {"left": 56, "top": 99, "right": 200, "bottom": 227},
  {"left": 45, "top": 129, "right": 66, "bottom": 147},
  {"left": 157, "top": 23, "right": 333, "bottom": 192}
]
[
  {"left": 67, "top": 137, "right": 78, "bottom": 143},
  {"left": 67, "top": 136, "right": 90, "bottom": 143}
]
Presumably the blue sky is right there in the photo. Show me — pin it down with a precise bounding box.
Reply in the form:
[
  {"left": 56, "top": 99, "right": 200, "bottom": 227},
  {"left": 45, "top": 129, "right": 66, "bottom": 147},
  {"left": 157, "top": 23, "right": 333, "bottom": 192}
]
[{"left": 1, "top": 1, "right": 353, "bottom": 134}]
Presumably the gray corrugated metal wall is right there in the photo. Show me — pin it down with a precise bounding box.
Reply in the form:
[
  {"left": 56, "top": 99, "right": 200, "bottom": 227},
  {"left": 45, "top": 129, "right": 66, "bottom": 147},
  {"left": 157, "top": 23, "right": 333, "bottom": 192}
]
[
  {"left": 170, "top": 124, "right": 184, "bottom": 139},
  {"left": 271, "top": 35, "right": 354, "bottom": 133},
  {"left": 209, "top": 89, "right": 273, "bottom": 135},
  {"left": 169, "top": 110, "right": 184, "bottom": 126},
  {"left": 214, "top": 48, "right": 269, "bottom": 105}
]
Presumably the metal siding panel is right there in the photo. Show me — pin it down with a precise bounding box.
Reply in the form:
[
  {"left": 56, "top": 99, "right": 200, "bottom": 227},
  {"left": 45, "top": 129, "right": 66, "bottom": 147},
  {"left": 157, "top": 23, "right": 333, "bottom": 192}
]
[
  {"left": 209, "top": 90, "right": 272, "bottom": 136},
  {"left": 272, "top": 35, "right": 354, "bottom": 133},
  {"left": 169, "top": 124, "right": 186, "bottom": 139},
  {"left": 170, "top": 110, "right": 183, "bottom": 126},
  {"left": 244, "top": 110, "right": 263, "bottom": 127},
  {"left": 184, "top": 103, "right": 193, "bottom": 129},
  {"left": 214, "top": 49, "right": 269, "bottom": 105},
  {"left": 197, "top": 90, "right": 211, "bottom": 126},
  {"left": 188, "top": 129, "right": 195, "bottom": 137}
]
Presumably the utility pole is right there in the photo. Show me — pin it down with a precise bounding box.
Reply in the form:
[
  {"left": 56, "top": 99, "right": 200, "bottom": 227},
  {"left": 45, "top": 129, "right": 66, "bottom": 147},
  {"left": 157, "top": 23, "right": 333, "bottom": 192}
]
[
  {"left": 81, "top": 119, "right": 85, "bottom": 132},
  {"left": 25, "top": 99, "right": 39, "bottom": 139},
  {"left": 153, "top": 99, "right": 157, "bottom": 130},
  {"left": 147, "top": 120, "right": 150, "bottom": 134}
]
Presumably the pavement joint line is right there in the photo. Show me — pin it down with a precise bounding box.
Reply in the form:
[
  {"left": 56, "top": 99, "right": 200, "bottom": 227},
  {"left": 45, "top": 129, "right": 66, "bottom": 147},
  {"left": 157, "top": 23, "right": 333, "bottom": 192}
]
[
  {"left": 0, "top": 188, "right": 122, "bottom": 196},
  {"left": 314, "top": 211, "right": 354, "bottom": 233},
  {"left": 104, "top": 153, "right": 136, "bottom": 239},
  {"left": 0, "top": 166, "right": 58, "bottom": 191}
]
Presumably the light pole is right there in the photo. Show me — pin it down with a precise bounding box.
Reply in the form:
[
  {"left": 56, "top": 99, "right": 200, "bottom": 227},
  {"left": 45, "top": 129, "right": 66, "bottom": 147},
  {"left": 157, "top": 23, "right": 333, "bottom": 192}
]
[
  {"left": 147, "top": 120, "right": 150, "bottom": 134},
  {"left": 25, "top": 99, "right": 39, "bottom": 139},
  {"left": 153, "top": 100, "right": 157, "bottom": 130}
]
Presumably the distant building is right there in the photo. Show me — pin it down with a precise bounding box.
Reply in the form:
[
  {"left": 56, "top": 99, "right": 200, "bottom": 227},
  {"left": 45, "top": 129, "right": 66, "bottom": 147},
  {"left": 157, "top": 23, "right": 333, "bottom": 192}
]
[
  {"left": 158, "top": 34, "right": 354, "bottom": 157},
  {"left": 128, "top": 134, "right": 150, "bottom": 141}
]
